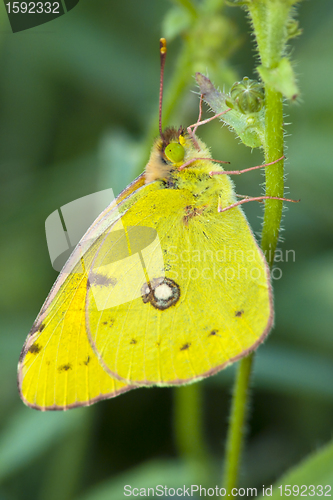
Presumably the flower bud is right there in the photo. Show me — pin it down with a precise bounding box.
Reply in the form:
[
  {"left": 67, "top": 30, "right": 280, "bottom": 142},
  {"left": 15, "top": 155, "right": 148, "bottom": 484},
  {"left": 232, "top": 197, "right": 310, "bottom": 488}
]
[{"left": 229, "top": 77, "right": 265, "bottom": 114}]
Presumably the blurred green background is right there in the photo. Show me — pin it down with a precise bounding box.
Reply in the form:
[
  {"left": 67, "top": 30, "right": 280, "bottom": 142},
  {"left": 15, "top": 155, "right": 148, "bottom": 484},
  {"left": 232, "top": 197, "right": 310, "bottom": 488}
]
[{"left": 1, "top": 0, "right": 333, "bottom": 498}]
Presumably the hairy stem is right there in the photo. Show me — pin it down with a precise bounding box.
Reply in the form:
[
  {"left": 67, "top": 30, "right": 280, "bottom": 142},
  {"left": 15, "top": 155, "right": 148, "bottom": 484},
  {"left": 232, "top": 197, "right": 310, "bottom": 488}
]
[
  {"left": 261, "top": 85, "right": 284, "bottom": 262},
  {"left": 174, "top": 384, "right": 211, "bottom": 484},
  {"left": 222, "top": 354, "right": 254, "bottom": 497},
  {"left": 223, "top": 0, "right": 293, "bottom": 494}
]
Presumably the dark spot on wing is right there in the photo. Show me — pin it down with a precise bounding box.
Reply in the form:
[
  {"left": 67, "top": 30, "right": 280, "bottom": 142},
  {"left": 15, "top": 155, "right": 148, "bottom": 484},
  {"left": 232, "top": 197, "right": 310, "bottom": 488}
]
[
  {"left": 83, "top": 356, "right": 90, "bottom": 366},
  {"left": 28, "top": 343, "right": 42, "bottom": 354},
  {"left": 29, "top": 322, "right": 45, "bottom": 336},
  {"left": 130, "top": 339, "right": 137, "bottom": 345},
  {"left": 235, "top": 310, "right": 244, "bottom": 317},
  {"left": 180, "top": 343, "right": 191, "bottom": 351},
  {"left": 208, "top": 330, "right": 218, "bottom": 337},
  {"left": 58, "top": 364, "right": 72, "bottom": 372},
  {"left": 103, "top": 319, "right": 115, "bottom": 327},
  {"left": 90, "top": 274, "right": 117, "bottom": 287}
]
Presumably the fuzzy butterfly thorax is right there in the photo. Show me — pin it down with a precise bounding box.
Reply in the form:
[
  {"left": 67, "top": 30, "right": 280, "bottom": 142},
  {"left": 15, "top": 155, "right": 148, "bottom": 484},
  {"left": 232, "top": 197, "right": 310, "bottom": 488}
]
[{"left": 145, "top": 127, "right": 234, "bottom": 211}]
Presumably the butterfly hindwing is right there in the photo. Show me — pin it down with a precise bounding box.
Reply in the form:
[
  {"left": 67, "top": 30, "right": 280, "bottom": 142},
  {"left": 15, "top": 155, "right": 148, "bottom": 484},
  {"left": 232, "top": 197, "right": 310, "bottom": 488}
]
[{"left": 86, "top": 181, "right": 272, "bottom": 386}]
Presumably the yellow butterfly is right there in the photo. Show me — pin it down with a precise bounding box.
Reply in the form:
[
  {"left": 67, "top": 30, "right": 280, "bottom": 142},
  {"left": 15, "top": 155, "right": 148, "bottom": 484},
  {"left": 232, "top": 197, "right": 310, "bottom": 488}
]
[{"left": 18, "top": 39, "right": 274, "bottom": 411}]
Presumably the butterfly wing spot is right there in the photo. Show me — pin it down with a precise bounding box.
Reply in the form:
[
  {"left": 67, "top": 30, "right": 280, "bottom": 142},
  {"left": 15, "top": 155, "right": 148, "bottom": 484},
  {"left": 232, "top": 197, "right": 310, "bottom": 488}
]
[
  {"left": 89, "top": 273, "right": 117, "bottom": 287},
  {"left": 141, "top": 277, "right": 180, "bottom": 310},
  {"left": 29, "top": 322, "right": 45, "bottom": 336},
  {"left": 58, "top": 364, "right": 72, "bottom": 372},
  {"left": 83, "top": 356, "right": 90, "bottom": 366},
  {"left": 235, "top": 310, "right": 244, "bottom": 317},
  {"left": 102, "top": 320, "right": 115, "bottom": 327},
  {"left": 28, "top": 343, "right": 42, "bottom": 355},
  {"left": 180, "top": 343, "right": 191, "bottom": 351},
  {"left": 130, "top": 339, "right": 137, "bottom": 345},
  {"left": 208, "top": 330, "right": 219, "bottom": 337}
]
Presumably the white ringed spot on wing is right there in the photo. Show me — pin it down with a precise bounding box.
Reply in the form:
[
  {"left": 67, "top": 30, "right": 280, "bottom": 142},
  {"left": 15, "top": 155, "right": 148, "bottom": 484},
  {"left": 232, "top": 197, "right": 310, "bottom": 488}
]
[{"left": 141, "top": 277, "right": 180, "bottom": 310}]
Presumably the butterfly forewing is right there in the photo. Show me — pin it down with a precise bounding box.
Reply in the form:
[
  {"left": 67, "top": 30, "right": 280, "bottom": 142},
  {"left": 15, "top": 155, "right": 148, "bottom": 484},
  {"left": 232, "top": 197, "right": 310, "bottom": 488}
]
[{"left": 17, "top": 178, "right": 147, "bottom": 410}]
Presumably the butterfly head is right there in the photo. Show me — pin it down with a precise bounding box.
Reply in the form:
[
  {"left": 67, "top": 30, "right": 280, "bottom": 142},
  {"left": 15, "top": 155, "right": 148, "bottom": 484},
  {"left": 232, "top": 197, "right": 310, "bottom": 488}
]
[
  {"left": 145, "top": 126, "right": 211, "bottom": 184},
  {"left": 146, "top": 39, "right": 215, "bottom": 185}
]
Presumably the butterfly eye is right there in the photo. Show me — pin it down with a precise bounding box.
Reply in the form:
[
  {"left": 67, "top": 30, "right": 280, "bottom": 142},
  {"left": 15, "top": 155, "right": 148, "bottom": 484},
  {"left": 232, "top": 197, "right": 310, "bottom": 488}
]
[{"left": 164, "top": 142, "right": 185, "bottom": 163}]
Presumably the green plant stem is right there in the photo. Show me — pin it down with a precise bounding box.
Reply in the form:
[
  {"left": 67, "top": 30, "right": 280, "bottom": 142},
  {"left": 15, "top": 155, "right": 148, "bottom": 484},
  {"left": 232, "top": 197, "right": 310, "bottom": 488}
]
[
  {"left": 222, "top": 88, "right": 284, "bottom": 495},
  {"left": 247, "top": 1, "right": 290, "bottom": 68},
  {"left": 222, "top": 354, "right": 254, "bottom": 497},
  {"left": 174, "top": 384, "right": 211, "bottom": 484},
  {"left": 223, "top": 1, "right": 290, "bottom": 493},
  {"left": 261, "top": 85, "right": 284, "bottom": 262},
  {"left": 222, "top": 91, "right": 284, "bottom": 494}
]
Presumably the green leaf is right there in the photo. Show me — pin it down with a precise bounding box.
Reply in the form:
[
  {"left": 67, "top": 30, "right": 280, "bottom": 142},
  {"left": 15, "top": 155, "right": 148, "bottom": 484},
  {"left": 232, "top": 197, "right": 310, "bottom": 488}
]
[
  {"left": 208, "top": 344, "right": 333, "bottom": 400},
  {"left": 259, "top": 440, "right": 333, "bottom": 498},
  {"left": 196, "top": 73, "right": 265, "bottom": 148},
  {"left": 0, "top": 408, "right": 85, "bottom": 481},
  {"left": 78, "top": 460, "right": 197, "bottom": 500},
  {"left": 162, "top": 6, "right": 192, "bottom": 41},
  {"left": 258, "top": 58, "right": 299, "bottom": 100}
]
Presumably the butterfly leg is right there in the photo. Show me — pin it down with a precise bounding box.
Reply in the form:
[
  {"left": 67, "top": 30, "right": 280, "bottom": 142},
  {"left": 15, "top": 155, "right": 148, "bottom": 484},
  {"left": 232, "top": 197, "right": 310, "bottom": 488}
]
[
  {"left": 187, "top": 106, "right": 232, "bottom": 150},
  {"left": 236, "top": 194, "right": 262, "bottom": 200},
  {"left": 210, "top": 156, "right": 285, "bottom": 176},
  {"left": 218, "top": 196, "right": 300, "bottom": 213},
  {"left": 187, "top": 96, "right": 203, "bottom": 150},
  {"left": 192, "top": 94, "right": 204, "bottom": 137}
]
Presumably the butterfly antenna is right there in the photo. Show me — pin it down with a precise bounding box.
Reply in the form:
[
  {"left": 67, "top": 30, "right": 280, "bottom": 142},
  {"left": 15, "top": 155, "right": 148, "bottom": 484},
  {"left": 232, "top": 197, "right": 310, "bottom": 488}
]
[{"left": 159, "top": 38, "right": 167, "bottom": 140}]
